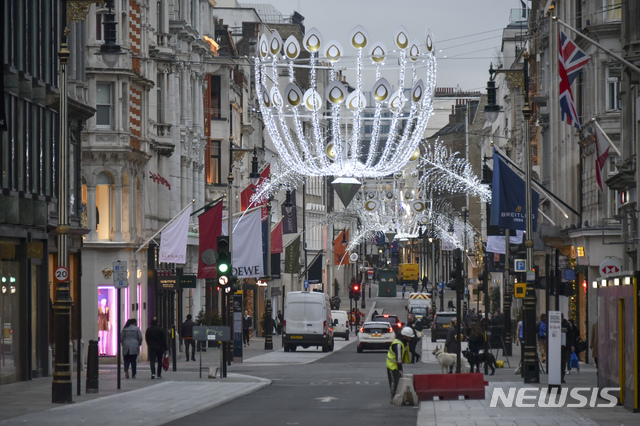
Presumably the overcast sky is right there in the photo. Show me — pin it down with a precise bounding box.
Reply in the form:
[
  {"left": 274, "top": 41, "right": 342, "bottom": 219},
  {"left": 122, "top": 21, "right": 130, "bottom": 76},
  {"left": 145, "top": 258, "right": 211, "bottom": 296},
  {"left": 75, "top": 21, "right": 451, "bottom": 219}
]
[{"left": 241, "top": 0, "right": 525, "bottom": 92}]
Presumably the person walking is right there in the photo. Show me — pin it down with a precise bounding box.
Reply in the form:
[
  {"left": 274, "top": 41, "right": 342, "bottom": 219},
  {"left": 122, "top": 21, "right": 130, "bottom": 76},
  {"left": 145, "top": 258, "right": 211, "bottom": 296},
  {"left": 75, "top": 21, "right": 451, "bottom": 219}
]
[
  {"left": 421, "top": 275, "right": 428, "bottom": 292},
  {"left": 590, "top": 321, "right": 598, "bottom": 368},
  {"left": 386, "top": 327, "right": 412, "bottom": 401},
  {"left": 445, "top": 318, "right": 463, "bottom": 373},
  {"left": 145, "top": 317, "right": 167, "bottom": 379},
  {"left": 120, "top": 318, "right": 142, "bottom": 379},
  {"left": 277, "top": 310, "right": 284, "bottom": 335},
  {"left": 181, "top": 314, "right": 196, "bottom": 362},
  {"left": 243, "top": 311, "right": 252, "bottom": 347},
  {"left": 538, "top": 314, "right": 547, "bottom": 363},
  {"left": 406, "top": 314, "right": 423, "bottom": 363}
]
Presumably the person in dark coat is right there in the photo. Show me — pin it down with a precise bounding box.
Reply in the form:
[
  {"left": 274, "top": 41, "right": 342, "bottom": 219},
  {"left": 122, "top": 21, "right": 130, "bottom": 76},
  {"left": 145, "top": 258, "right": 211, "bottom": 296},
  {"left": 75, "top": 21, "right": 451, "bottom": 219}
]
[
  {"left": 421, "top": 275, "right": 429, "bottom": 292},
  {"left": 445, "top": 318, "right": 464, "bottom": 373},
  {"left": 181, "top": 314, "right": 195, "bottom": 362},
  {"left": 406, "top": 314, "right": 423, "bottom": 363},
  {"left": 120, "top": 318, "right": 142, "bottom": 379},
  {"left": 145, "top": 317, "right": 168, "bottom": 379},
  {"left": 243, "top": 311, "right": 253, "bottom": 346}
]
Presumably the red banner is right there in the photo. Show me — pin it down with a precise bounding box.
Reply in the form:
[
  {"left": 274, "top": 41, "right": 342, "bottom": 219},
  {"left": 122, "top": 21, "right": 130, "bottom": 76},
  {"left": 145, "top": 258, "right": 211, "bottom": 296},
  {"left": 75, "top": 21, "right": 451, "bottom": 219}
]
[
  {"left": 334, "top": 229, "right": 350, "bottom": 266},
  {"left": 197, "top": 202, "right": 223, "bottom": 279},
  {"left": 240, "top": 164, "right": 270, "bottom": 219},
  {"left": 271, "top": 220, "right": 283, "bottom": 254}
]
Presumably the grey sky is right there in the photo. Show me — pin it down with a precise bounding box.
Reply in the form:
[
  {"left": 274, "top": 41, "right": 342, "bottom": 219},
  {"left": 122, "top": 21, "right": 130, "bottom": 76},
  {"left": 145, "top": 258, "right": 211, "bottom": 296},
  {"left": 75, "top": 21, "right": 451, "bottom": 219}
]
[{"left": 240, "top": 0, "right": 525, "bottom": 92}]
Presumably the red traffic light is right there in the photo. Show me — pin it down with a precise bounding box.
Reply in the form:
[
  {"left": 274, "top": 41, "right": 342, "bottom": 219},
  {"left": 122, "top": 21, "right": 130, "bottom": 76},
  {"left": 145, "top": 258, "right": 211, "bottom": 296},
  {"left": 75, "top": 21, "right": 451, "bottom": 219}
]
[{"left": 353, "top": 285, "right": 359, "bottom": 292}]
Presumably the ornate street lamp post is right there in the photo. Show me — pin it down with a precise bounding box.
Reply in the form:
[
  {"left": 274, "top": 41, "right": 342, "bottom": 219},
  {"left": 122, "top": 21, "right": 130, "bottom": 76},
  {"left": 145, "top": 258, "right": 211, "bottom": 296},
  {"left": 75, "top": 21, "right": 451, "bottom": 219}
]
[{"left": 485, "top": 51, "right": 538, "bottom": 383}]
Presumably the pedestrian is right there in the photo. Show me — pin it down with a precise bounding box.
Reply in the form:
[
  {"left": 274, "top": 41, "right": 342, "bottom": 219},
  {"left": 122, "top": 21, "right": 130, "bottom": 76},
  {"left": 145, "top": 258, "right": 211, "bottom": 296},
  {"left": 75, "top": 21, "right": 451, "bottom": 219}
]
[
  {"left": 402, "top": 283, "right": 406, "bottom": 298},
  {"left": 590, "top": 321, "right": 598, "bottom": 368},
  {"left": 406, "top": 314, "right": 423, "bottom": 363},
  {"left": 412, "top": 281, "right": 419, "bottom": 293},
  {"left": 181, "top": 314, "right": 195, "bottom": 362},
  {"left": 515, "top": 318, "right": 524, "bottom": 375},
  {"left": 243, "top": 311, "right": 252, "bottom": 347},
  {"left": 565, "top": 318, "right": 578, "bottom": 375},
  {"left": 277, "top": 310, "right": 284, "bottom": 335},
  {"left": 445, "top": 318, "right": 463, "bottom": 372},
  {"left": 120, "top": 318, "right": 142, "bottom": 379},
  {"left": 421, "top": 275, "right": 428, "bottom": 292},
  {"left": 467, "top": 322, "right": 484, "bottom": 355},
  {"left": 386, "top": 327, "right": 413, "bottom": 401},
  {"left": 538, "top": 314, "right": 547, "bottom": 363},
  {"left": 447, "top": 299, "right": 454, "bottom": 311},
  {"left": 560, "top": 314, "right": 573, "bottom": 383},
  {"left": 145, "top": 317, "right": 168, "bottom": 379}
]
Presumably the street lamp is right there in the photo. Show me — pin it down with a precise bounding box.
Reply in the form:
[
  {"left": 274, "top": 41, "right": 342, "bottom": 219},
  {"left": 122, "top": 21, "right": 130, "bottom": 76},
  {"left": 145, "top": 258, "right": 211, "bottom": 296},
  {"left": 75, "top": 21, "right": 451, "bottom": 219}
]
[
  {"left": 55, "top": 0, "right": 117, "bottom": 404},
  {"left": 249, "top": 147, "right": 261, "bottom": 186},
  {"left": 95, "top": 0, "right": 125, "bottom": 69},
  {"left": 484, "top": 51, "right": 538, "bottom": 383}
]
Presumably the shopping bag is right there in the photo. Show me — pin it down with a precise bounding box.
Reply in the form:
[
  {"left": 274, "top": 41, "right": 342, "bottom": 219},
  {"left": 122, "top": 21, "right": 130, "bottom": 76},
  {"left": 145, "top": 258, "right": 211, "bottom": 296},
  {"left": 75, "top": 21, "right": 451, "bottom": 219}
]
[
  {"left": 570, "top": 351, "right": 579, "bottom": 369},
  {"left": 162, "top": 352, "right": 170, "bottom": 371}
]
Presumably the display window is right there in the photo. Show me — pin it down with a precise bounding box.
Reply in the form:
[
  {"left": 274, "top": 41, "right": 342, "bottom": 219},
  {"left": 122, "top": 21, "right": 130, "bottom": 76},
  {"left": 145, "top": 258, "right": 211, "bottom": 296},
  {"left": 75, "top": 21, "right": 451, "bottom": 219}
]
[{"left": 97, "top": 286, "right": 130, "bottom": 356}]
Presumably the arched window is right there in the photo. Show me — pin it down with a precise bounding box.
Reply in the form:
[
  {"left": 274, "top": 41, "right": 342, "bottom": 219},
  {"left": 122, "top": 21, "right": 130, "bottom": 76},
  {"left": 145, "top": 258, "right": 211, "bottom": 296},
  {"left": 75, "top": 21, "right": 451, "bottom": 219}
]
[{"left": 96, "top": 172, "right": 113, "bottom": 240}]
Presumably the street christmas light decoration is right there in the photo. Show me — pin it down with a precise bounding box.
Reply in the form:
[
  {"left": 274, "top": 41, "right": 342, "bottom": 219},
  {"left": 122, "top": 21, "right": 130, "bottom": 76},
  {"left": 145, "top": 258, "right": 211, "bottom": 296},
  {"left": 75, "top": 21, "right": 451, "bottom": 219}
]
[
  {"left": 255, "top": 25, "right": 437, "bottom": 179},
  {"left": 416, "top": 139, "right": 491, "bottom": 202}
]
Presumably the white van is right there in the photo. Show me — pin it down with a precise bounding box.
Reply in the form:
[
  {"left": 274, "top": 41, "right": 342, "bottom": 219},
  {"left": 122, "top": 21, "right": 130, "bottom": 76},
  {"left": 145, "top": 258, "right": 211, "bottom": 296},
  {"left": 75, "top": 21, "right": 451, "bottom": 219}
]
[
  {"left": 283, "top": 291, "right": 335, "bottom": 352},
  {"left": 331, "top": 310, "right": 350, "bottom": 340}
]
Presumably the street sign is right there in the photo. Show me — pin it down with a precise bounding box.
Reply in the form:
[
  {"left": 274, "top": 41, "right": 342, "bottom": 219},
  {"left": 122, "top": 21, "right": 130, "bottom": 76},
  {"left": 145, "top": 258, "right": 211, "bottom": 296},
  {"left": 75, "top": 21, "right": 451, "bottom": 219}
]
[
  {"left": 304, "top": 280, "right": 309, "bottom": 289},
  {"left": 54, "top": 266, "right": 69, "bottom": 282},
  {"left": 514, "top": 259, "right": 526, "bottom": 272},
  {"left": 112, "top": 261, "right": 129, "bottom": 288},
  {"left": 526, "top": 271, "right": 536, "bottom": 282},
  {"left": 349, "top": 252, "right": 358, "bottom": 262},
  {"left": 367, "top": 268, "right": 374, "bottom": 280}
]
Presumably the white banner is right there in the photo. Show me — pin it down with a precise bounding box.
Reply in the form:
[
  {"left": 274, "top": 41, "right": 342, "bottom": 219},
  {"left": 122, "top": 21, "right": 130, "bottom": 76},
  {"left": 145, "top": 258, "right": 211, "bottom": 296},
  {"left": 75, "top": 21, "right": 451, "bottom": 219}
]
[
  {"left": 222, "top": 209, "right": 263, "bottom": 278},
  {"left": 159, "top": 206, "right": 192, "bottom": 264},
  {"left": 486, "top": 231, "right": 524, "bottom": 254}
]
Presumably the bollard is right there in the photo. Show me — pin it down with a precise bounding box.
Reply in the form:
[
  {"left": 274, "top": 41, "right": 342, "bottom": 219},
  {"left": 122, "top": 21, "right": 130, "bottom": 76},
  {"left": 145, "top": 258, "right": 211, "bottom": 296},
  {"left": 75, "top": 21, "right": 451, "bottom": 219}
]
[{"left": 86, "top": 340, "right": 99, "bottom": 394}]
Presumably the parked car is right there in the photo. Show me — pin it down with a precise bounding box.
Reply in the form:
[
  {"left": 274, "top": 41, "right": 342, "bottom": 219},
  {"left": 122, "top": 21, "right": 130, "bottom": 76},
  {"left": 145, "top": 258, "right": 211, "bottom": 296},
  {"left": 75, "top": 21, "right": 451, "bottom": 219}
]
[
  {"left": 283, "top": 291, "right": 334, "bottom": 352},
  {"left": 357, "top": 321, "right": 396, "bottom": 353},
  {"left": 373, "top": 314, "right": 403, "bottom": 331},
  {"left": 331, "top": 310, "right": 350, "bottom": 340},
  {"left": 431, "top": 312, "right": 457, "bottom": 342}
]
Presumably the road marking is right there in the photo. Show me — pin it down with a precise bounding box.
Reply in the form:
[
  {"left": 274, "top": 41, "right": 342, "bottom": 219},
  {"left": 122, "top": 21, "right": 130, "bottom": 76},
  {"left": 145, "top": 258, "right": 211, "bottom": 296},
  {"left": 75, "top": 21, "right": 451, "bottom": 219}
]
[{"left": 316, "top": 396, "right": 338, "bottom": 403}]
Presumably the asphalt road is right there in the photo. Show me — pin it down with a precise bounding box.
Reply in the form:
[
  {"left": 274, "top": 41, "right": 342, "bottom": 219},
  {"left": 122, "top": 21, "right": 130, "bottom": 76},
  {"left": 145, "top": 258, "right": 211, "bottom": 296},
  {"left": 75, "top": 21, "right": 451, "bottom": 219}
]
[{"left": 167, "top": 297, "right": 416, "bottom": 426}]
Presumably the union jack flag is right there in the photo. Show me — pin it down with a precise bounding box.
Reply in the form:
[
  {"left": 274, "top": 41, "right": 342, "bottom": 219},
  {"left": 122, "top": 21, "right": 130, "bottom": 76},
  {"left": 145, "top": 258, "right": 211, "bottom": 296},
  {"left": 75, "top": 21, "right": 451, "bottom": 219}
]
[
  {"left": 560, "top": 30, "right": 590, "bottom": 85},
  {"left": 558, "top": 30, "right": 588, "bottom": 129}
]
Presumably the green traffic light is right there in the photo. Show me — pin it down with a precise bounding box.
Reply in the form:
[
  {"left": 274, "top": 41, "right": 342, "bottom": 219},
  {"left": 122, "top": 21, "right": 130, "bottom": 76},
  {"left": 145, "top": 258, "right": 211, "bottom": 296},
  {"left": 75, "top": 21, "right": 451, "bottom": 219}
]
[{"left": 219, "top": 263, "right": 229, "bottom": 273}]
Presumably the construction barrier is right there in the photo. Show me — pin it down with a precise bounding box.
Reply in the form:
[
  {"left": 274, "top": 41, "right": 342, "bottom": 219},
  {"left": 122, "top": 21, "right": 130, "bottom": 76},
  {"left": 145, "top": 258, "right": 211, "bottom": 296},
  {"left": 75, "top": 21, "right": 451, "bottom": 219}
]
[{"left": 413, "top": 373, "right": 487, "bottom": 400}]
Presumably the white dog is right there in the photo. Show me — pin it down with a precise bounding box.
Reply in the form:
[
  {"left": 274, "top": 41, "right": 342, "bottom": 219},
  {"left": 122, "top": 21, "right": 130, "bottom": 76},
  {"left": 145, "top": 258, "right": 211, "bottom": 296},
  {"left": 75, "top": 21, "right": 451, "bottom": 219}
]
[{"left": 432, "top": 345, "right": 469, "bottom": 374}]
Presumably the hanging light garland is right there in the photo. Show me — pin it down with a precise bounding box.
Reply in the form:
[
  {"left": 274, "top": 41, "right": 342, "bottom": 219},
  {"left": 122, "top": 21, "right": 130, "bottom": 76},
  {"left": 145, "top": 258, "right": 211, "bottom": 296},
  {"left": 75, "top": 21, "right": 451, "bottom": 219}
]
[{"left": 255, "top": 25, "right": 437, "bottom": 179}]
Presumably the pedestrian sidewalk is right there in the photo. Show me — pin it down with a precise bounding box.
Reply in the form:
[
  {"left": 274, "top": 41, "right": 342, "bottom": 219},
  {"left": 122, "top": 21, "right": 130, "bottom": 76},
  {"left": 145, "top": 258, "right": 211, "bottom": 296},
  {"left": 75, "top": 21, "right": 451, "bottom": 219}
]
[{"left": 0, "top": 306, "right": 373, "bottom": 425}]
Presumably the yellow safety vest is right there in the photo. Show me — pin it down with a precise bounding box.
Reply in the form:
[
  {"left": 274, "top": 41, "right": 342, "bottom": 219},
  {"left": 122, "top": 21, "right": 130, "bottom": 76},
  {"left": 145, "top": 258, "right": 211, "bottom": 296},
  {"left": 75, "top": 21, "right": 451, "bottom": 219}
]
[{"left": 386, "top": 338, "right": 410, "bottom": 370}]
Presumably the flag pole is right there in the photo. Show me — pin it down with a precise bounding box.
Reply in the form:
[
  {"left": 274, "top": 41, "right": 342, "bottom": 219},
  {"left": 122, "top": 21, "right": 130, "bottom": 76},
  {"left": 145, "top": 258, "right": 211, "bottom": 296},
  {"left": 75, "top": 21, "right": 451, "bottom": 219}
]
[
  {"left": 592, "top": 119, "right": 622, "bottom": 157},
  {"left": 555, "top": 18, "right": 640, "bottom": 76},
  {"left": 134, "top": 200, "right": 195, "bottom": 255}
]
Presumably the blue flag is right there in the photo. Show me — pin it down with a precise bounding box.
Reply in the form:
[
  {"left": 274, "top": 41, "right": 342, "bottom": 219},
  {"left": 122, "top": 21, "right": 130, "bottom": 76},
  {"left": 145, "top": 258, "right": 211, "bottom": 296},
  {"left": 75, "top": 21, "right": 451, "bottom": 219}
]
[{"left": 490, "top": 152, "right": 539, "bottom": 231}]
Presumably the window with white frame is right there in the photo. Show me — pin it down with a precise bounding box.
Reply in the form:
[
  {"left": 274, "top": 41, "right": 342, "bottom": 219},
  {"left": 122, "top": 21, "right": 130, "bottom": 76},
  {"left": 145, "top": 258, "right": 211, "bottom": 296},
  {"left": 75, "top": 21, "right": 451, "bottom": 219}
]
[
  {"left": 96, "top": 13, "right": 106, "bottom": 42},
  {"left": 603, "top": 0, "right": 621, "bottom": 22},
  {"left": 96, "top": 82, "right": 113, "bottom": 128},
  {"left": 156, "top": 73, "right": 164, "bottom": 123},
  {"left": 606, "top": 67, "right": 620, "bottom": 111}
]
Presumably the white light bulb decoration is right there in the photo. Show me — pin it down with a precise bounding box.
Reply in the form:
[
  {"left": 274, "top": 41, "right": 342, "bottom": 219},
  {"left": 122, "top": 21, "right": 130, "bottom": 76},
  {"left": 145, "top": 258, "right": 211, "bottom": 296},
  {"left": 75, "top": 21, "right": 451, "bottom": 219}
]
[{"left": 255, "top": 25, "right": 437, "bottom": 179}]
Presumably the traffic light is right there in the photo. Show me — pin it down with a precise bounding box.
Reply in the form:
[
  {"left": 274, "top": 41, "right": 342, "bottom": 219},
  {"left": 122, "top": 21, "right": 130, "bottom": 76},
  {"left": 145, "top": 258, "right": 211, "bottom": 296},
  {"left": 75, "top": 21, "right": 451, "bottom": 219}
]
[
  {"left": 477, "top": 272, "right": 486, "bottom": 292},
  {"left": 348, "top": 283, "right": 354, "bottom": 299},
  {"left": 217, "top": 236, "right": 231, "bottom": 285},
  {"left": 352, "top": 283, "right": 361, "bottom": 301},
  {"left": 447, "top": 248, "right": 463, "bottom": 291}
]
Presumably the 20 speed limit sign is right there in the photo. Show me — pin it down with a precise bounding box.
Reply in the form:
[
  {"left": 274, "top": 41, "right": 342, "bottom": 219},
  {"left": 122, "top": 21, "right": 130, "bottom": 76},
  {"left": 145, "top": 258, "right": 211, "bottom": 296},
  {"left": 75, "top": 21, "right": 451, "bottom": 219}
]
[{"left": 55, "top": 266, "right": 69, "bottom": 282}]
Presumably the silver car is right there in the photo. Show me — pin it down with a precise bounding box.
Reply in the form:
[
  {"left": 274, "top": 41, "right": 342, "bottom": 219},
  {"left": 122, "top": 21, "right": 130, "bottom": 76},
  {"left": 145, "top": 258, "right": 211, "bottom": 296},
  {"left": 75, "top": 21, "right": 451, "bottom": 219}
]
[{"left": 356, "top": 321, "right": 396, "bottom": 353}]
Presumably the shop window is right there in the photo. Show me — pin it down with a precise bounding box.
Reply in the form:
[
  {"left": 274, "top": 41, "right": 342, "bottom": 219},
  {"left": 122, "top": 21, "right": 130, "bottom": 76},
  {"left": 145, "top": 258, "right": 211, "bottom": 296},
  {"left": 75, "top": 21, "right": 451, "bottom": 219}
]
[
  {"left": 206, "top": 140, "right": 221, "bottom": 184},
  {"left": 96, "top": 172, "right": 113, "bottom": 240},
  {"left": 98, "top": 286, "right": 131, "bottom": 357},
  {"left": 0, "top": 260, "right": 20, "bottom": 382}
]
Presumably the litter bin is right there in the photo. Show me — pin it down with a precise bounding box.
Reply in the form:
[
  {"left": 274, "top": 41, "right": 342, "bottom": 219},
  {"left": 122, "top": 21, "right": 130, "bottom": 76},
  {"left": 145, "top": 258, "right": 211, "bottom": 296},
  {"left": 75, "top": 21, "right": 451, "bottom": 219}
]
[{"left": 86, "top": 340, "right": 99, "bottom": 393}]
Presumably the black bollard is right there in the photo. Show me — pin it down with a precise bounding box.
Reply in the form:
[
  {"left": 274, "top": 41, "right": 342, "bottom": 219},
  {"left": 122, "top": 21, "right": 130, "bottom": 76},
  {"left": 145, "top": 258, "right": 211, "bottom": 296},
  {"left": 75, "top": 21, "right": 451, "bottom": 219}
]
[{"left": 86, "top": 340, "right": 99, "bottom": 393}]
